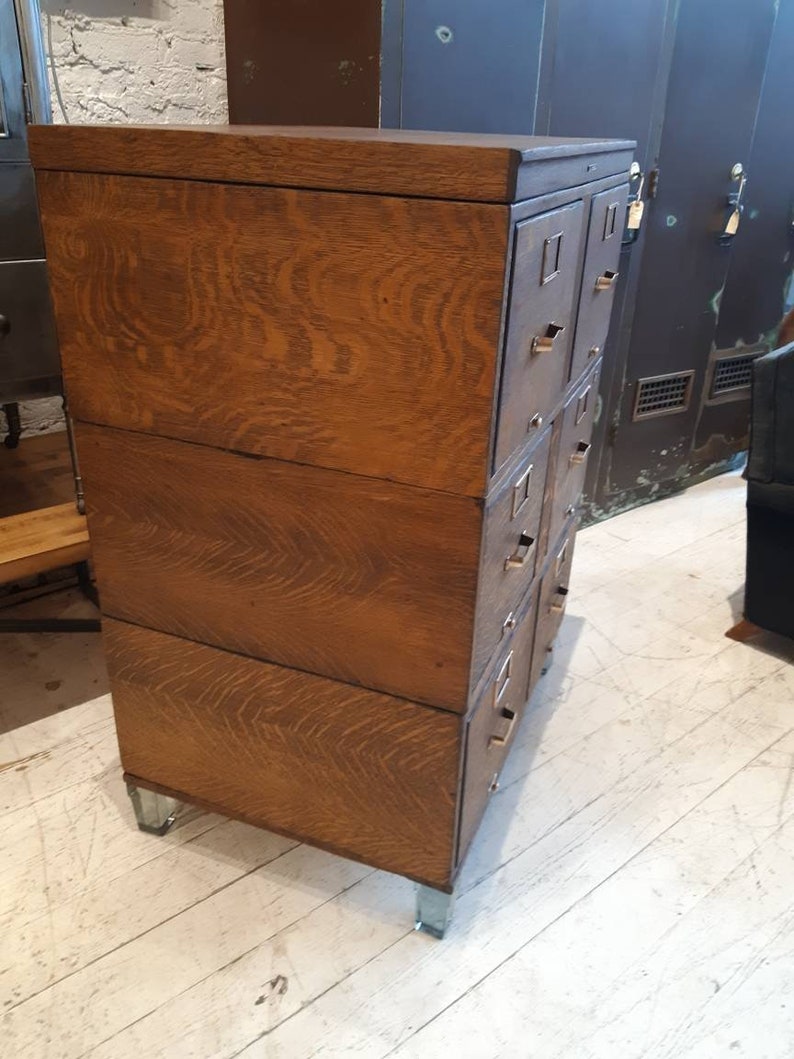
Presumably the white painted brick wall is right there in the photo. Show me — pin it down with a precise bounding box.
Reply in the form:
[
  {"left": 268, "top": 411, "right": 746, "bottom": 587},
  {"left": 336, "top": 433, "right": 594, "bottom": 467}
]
[
  {"left": 41, "top": 0, "right": 227, "bottom": 125},
  {"left": 14, "top": 0, "right": 227, "bottom": 440}
]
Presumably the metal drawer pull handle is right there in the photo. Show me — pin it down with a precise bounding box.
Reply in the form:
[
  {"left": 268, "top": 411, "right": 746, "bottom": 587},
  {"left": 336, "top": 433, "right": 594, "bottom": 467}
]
[
  {"left": 595, "top": 270, "right": 619, "bottom": 291},
  {"left": 589, "top": 345, "right": 601, "bottom": 360},
  {"left": 570, "top": 441, "right": 592, "bottom": 466},
  {"left": 528, "top": 413, "right": 544, "bottom": 432},
  {"left": 550, "top": 586, "right": 570, "bottom": 614},
  {"left": 502, "top": 612, "right": 516, "bottom": 636},
  {"left": 504, "top": 532, "right": 535, "bottom": 570},
  {"left": 531, "top": 322, "right": 565, "bottom": 355},
  {"left": 489, "top": 707, "right": 517, "bottom": 749}
]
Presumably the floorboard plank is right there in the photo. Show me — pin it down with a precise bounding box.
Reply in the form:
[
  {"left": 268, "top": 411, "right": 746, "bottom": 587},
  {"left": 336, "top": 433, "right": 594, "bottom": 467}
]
[
  {"left": 388, "top": 728, "right": 794, "bottom": 1058},
  {"left": 0, "top": 819, "right": 298, "bottom": 1009},
  {"left": 5, "top": 469, "right": 786, "bottom": 1059},
  {"left": 249, "top": 690, "right": 792, "bottom": 1058}
]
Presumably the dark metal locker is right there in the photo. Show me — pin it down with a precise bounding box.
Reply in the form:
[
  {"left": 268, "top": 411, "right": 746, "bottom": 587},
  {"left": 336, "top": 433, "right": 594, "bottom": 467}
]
[
  {"left": 693, "top": 0, "right": 794, "bottom": 467},
  {"left": 602, "top": 0, "right": 778, "bottom": 509},
  {"left": 0, "top": 0, "right": 28, "bottom": 159},
  {"left": 0, "top": 0, "right": 60, "bottom": 404},
  {"left": 397, "top": 1, "right": 546, "bottom": 134},
  {"left": 534, "top": 0, "right": 678, "bottom": 518}
]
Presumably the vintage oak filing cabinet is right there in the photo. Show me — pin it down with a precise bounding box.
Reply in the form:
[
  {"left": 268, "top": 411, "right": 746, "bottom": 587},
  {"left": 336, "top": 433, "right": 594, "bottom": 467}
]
[{"left": 29, "top": 126, "right": 633, "bottom": 936}]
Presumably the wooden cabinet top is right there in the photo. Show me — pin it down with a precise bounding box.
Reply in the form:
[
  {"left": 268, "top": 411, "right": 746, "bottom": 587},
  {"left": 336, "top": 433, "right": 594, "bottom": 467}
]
[{"left": 28, "top": 124, "right": 634, "bottom": 204}]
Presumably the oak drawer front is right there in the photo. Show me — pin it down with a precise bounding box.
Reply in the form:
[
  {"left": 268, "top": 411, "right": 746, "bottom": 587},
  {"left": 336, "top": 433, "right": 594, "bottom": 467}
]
[
  {"left": 530, "top": 523, "right": 576, "bottom": 690},
  {"left": 104, "top": 618, "right": 463, "bottom": 890},
  {"left": 472, "top": 425, "right": 552, "bottom": 684},
  {"left": 569, "top": 184, "right": 628, "bottom": 385},
  {"left": 38, "top": 170, "right": 508, "bottom": 499},
  {"left": 494, "top": 200, "right": 586, "bottom": 474},
  {"left": 458, "top": 583, "right": 539, "bottom": 862},
  {"left": 78, "top": 423, "right": 481, "bottom": 713},
  {"left": 548, "top": 361, "right": 601, "bottom": 546}
]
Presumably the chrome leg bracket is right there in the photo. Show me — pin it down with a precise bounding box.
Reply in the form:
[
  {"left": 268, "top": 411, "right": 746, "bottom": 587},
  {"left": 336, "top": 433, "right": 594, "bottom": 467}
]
[
  {"left": 126, "top": 782, "right": 178, "bottom": 836},
  {"left": 415, "top": 884, "right": 455, "bottom": 939}
]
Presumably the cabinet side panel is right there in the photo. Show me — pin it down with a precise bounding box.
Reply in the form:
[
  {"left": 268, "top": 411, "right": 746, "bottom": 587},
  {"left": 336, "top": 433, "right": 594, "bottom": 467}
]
[
  {"left": 78, "top": 423, "right": 482, "bottom": 712},
  {"left": 37, "top": 171, "right": 508, "bottom": 497},
  {"left": 105, "top": 619, "right": 462, "bottom": 890}
]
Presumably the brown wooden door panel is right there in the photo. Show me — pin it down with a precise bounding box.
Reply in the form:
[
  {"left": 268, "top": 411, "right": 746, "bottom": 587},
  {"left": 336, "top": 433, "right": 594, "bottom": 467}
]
[
  {"left": 224, "top": 0, "right": 382, "bottom": 128},
  {"left": 37, "top": 170, "right": 509, "bottom": 498},
  {"left": 104, "top": 618, "right": 462, "bottom": 890},
  {"left": 471, "top": 424, "right": 552, "bottom": 685},
  {"left": 78, "top": 423, "right": 482, "bottom": 712},
  {"left": 570, "top": 184, "right": 628, "bottom": 385},
  {"left": 457, "top": 581, "right": 539, "bottom": 863},
  {"left": 494, "top": 199, "right": 586, "bottom": 474},
  {"left": 548, "top": 360, "right": 601, "bottom": 545}
]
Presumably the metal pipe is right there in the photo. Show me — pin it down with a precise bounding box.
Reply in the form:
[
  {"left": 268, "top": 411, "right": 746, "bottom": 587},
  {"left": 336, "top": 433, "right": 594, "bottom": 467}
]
[{"left": 12, "top": 0, "right": 52, "bottom": 124}]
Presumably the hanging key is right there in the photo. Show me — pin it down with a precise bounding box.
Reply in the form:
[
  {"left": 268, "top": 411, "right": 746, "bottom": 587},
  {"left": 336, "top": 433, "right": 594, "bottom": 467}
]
[
  {"left": 721, "top": 163, "right": 747, "bottom": 242},
  {"left": 627, "top": 170, "right": 646, "bottom": 231}
]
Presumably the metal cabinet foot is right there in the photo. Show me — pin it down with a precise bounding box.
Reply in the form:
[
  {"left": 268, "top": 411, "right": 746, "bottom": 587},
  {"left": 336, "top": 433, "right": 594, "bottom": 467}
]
[
  {"left": 415, "top": 884, "right": 455, "bottom": 939},
  {"left": 126, "top": 783, "right": 178, "bottom": 836}
]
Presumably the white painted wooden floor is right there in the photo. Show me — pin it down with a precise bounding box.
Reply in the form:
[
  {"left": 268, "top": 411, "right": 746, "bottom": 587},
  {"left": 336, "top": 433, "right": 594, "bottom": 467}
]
[{"left": 3, "top": 471, "right": 794, "bottom": 1059}]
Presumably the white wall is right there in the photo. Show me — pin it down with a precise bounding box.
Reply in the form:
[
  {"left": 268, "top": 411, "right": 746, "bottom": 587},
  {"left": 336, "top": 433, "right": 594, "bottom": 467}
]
[
  {"left": 14, "top": 0, "right": 227, "bottom": 439},
  {"left": 41, "top": 0, "right": 227, "bottom": 124}
]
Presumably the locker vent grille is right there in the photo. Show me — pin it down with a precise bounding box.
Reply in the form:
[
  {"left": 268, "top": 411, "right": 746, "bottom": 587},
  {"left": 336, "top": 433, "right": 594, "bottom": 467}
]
[
  {"left": 710, "top": 352, "right": 758, "bottom": 397},
  {"left": 632, "top": 371, "right": 695, "bottom": 421}
]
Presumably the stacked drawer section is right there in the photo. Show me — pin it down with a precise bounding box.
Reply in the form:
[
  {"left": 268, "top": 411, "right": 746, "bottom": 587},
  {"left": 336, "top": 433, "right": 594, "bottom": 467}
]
[{"left": 31, "top": 125, "right": 632, "bottom": 901}]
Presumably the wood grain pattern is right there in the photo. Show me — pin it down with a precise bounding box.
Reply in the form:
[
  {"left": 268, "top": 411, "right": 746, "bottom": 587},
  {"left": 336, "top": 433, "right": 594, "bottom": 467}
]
[
  {"left": 0, "top": 502, "right": 90, "bottom": 583},
  {"left": 23, "top": 126, "right": 634, "bottom": 911},
  {"left": 77, "top": 423, "right": 482, "bottom": 712},
  {"left": 39, "top": 171, "right": 508, "bottom": 497},
  {"left": 29, "top": 124, "right": 634, "bottom": 204},
  {"left": 103, "top": 618, "right": 463, "bottom": 889}
]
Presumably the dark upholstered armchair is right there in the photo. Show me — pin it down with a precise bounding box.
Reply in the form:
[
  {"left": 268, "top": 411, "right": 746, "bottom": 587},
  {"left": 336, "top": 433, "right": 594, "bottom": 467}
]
[{"left": 744, "top": 341, "right": 794, "bottom": 639}]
